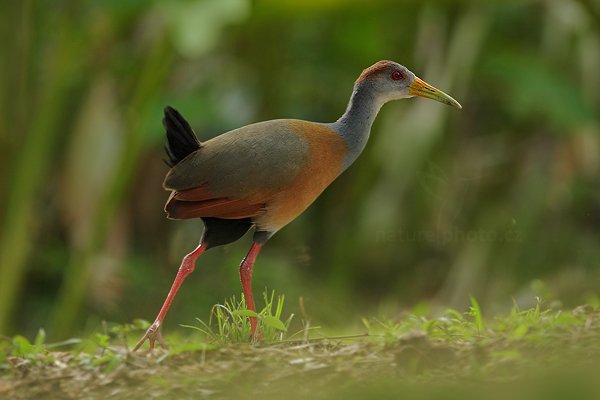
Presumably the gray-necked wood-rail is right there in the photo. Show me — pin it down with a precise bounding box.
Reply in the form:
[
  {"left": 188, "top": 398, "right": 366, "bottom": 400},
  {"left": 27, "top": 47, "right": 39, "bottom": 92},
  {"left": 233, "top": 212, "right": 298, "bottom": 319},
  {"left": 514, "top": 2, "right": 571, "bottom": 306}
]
[{"left": 134, "top": 60, "right": 461, "bottom": 350}]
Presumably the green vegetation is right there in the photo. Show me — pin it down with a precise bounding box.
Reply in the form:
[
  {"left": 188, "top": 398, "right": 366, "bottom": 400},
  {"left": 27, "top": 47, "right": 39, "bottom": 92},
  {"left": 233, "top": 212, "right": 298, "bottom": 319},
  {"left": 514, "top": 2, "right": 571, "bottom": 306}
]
[
  {"left": 2, "top": 295, "right": 600, "bottom": 399},
  {"left": 181, "top": 290, "right": 293, "bottom": 344}
]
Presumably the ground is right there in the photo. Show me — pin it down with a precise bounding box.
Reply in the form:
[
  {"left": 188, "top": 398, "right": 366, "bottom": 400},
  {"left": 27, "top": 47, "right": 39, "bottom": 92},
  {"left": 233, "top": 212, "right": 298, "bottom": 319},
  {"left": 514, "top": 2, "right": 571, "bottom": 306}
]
[{"left": 3, "top": 298, "right": 600, "bottom": 400}]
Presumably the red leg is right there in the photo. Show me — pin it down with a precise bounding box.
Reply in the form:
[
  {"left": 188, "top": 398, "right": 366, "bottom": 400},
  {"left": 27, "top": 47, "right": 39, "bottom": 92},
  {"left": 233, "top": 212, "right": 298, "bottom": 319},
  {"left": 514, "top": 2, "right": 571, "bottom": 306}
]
[
  {"left": 239, "top": 242, "right": 263, "bottom": 339},
  {"left": 133, "top": 242, "right": 206, "bottom": 351}
]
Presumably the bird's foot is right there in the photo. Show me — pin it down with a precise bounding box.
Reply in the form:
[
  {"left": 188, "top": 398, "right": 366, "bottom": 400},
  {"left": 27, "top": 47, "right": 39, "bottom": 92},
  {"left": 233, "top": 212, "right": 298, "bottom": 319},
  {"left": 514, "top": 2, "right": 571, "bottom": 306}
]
[{"left": 132, "top": 320, "right": 168, "bottom": 351}]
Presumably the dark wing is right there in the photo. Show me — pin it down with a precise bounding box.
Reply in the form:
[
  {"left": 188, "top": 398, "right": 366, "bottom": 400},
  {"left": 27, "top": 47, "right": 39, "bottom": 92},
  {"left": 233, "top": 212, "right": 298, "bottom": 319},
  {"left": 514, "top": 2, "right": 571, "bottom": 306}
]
[{"left": 163, "top": 120, "right": 309, "bottom": 220}]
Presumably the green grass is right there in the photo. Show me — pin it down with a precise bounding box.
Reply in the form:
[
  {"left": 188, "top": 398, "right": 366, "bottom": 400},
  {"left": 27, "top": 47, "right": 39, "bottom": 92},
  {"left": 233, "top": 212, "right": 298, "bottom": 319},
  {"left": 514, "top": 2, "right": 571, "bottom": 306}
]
[
  {"left": 181, "top": 290, "right": 294, "bottom": 344},
  {"left": 3, "top": 293, "right": 600, "bottom": 399}
]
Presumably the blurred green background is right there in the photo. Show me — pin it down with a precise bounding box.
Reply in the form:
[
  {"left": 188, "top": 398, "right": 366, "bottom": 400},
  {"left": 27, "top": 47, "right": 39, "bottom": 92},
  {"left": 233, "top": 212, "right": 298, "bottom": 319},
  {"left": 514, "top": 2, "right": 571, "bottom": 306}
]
[{"left": 1, "top": 0, "right": 599, "bottom": 340}]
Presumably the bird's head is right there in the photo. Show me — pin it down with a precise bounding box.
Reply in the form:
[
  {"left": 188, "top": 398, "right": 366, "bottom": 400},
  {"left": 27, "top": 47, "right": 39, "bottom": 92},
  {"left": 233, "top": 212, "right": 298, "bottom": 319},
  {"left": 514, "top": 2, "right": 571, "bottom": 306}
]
[{"left": 356, "top": 60, "right": 462, "bottom": 109}]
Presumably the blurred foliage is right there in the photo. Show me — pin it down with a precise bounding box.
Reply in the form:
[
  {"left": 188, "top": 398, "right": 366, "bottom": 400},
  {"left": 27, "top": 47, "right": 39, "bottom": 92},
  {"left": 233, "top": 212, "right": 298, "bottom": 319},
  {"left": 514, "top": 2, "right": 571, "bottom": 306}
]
[{"left": 0, "top": 0, "right": 599, "bottom": 339}]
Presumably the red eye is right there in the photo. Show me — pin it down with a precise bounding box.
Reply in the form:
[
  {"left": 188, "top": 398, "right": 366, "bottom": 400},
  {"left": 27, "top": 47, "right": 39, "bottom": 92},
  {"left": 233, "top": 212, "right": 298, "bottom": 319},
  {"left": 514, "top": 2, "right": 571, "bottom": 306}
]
[{"left": 391, "top": 70, "right": 404, "bottom": 81}]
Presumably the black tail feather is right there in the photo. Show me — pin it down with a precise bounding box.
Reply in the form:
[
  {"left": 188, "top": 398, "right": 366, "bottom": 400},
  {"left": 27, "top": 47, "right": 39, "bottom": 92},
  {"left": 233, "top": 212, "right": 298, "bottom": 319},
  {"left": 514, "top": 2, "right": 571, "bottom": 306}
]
[{"left": 163, "top": 106, "right": 202, "bottom": 167}]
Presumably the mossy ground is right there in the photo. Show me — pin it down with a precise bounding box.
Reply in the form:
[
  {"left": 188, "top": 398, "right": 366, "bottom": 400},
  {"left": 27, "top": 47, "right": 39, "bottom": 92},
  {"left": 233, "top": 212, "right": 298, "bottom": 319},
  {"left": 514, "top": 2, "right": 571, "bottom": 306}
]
[{"left": 2, "top": 297, "right": 600, "bottom": 400}]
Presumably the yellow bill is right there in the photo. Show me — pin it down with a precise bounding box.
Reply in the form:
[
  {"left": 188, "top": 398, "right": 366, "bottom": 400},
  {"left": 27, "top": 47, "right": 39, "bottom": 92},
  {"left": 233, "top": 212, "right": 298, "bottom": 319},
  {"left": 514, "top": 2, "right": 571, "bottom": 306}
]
[{"left": 409, "top": 77, "right": 462, "bottom": 109}]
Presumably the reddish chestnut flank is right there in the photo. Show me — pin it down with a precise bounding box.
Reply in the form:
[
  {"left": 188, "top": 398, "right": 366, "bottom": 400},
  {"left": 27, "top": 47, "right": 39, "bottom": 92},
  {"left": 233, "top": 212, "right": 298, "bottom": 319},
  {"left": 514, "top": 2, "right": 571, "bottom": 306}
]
[{"left": 134, "top": 60, "right": 461, "bottom": 350}]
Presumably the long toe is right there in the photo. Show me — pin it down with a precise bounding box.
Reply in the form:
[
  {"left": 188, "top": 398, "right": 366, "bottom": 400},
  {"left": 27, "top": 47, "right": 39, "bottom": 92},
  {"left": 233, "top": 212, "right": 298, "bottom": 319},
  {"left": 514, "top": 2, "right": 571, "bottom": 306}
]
[{"left": 132, "top": 321, "right": 168, "bottom": 351}]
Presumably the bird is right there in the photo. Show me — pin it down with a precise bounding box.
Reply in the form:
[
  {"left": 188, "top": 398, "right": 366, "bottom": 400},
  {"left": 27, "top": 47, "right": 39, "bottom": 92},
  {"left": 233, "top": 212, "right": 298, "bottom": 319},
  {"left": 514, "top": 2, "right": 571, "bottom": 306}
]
[{"left": 133, "top": 60, "right": 461, "bottom": 350}]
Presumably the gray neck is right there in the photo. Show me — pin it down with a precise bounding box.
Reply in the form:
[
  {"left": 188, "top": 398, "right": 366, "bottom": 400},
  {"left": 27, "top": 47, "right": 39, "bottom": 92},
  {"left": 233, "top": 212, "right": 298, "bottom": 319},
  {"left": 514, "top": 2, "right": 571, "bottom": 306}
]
[{"left": 330, "top": 83, "right": 384, "bottom": 170}]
